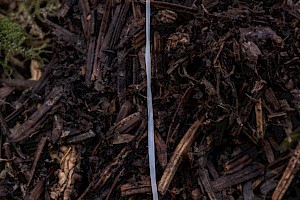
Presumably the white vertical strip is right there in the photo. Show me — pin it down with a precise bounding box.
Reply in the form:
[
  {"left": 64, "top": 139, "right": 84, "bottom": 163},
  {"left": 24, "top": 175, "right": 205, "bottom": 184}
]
[{"left": 145, "top": 0, "right": 158, "bottom": 199}]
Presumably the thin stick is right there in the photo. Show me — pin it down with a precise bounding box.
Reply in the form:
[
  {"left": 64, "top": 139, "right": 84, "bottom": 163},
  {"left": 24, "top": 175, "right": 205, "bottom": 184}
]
[{"left": 145, "top": 0, "right": 158, "bottom": 199}]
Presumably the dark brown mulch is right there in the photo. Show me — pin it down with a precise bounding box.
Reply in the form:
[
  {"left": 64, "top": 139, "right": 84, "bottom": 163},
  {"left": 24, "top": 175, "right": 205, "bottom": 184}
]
[{"left": 0, "top": 0, "right": 300, "bottom": 199}]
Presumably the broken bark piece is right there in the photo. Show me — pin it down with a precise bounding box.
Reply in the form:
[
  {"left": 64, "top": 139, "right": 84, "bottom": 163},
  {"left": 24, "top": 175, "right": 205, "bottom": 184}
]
[
  {"left": 202, "top": 0, "right": 219, "bottom": 10},
  {"left": 120, "top": 181, "right": 151, "bottom": 196},
  {"left": 241, "top": 41, "right": 261, "bottom": 66},
  {"left": 79, "top": 0, "right": 92, "bottom": 37},
  {"left": 206, "top": 159, "right": 219, "bottom": 179},
  {"left": 112, "top": 133, "right": 135, "bottom": 144},
  {"left": 57, "top": 0, "right": 72, "bottom": 18},
  {"left": 92, "top": 0, "right": 112, "bottom": 80},
  {"left": 154, "top": 9, "right": 177, "bottom": 24},
  {"left": 224, "top": 154, "right": 252, "bottom": 174},
  {"left": 267, "top": 112, "right": 286, "bottom": 120},
  {"left": 79, "top": 146, "right": 132, "bottom": 199},
  {"left": 52, "top": 114, "right": 63, "bottom": 144},
  {"left": 239, "top": 26, "right": 283, "bottom": 44},
  {"left": 211, "top": 163, "right": 264, "bottom": 191},
  {"left": 198, "top": 168, "right": 218, "bottom": 199},
  {"left": 0, "top": 79, "right": 37, "bottom": 89},
  {"left": 146, "top": 0, "right": 198, "bottom": 15},
  {"left": 154, "top": 131, "right": 167, "bottom": 169},
  {"left": 232, "top": 38, "right": 241, "bottom": 62},
  {"left": 260, "top": 178, "right": 277, "bottom": 195},
  {"left": 255, "top": 97, "right": 265, "bottom": 139},
  {"left": 8, "top": 86, "right": 64, "bottom": 143},
  {"left": 0, "top": 112, "right": 12, "bottom": 137},
  {"left": 108, "top": 112, "right": 142, "bottom": 136},
  {"left": 0, "top": 86, "right": 14, "bottom": 100},
  {"left": 132, "top": 29, "right": 146, "bottom": 49},
  {"left": 66, "top": 129, "right": 96, "bottom": 144},
  {"left": 85, "top": 37, "right": 96, "bottom": 87},
  {"left": 263, "top": 140, "right": 275, "bottom": 163},
  {"left": 105, "top": 168, "right": 124, "bottom": 200},
  {"left": 272, "top": 141, "right": 300, "bottom": 200},
  {"left": 167, "top": 85, "right": 193, "bottom": 143},
  {"left": 158, "top": 117, "right": 204, "bottom": 195},
  {"left": 243, "top": 181, "right": 254, "bottom": 200},
  {"left": 27, "top": 137, "right": 48, "bottom": 187},
  {"left": 283, "top": 116, "right": 293, "bottom": 143},
  {"left": 25, "top": 177, "right": 45, "bottom": 200},
  {"left": 44, "top": 16, "right": 86, "bottom": 54},
  {"left": 265, "top": 88, "right": 280, "bottom": 111},
  {"left": 115, "top": 100, "right": 133, "bottom": 123}
]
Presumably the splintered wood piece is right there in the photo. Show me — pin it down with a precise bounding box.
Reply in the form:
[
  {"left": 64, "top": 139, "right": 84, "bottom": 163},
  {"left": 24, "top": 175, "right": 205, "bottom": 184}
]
[
  {"left": 283, "top": 116, "right": 293, "bottom": 143},
  {"left": 3, "top": 143, "right": 11, "bottom": 159},
  {"left": 167, "top": 57, "right": 188, "bottom": 74},
  {"left": 44, "top": 17, "right": 86, "bottom": 54},
  {"left": 253, "top": 154, "right": 291, "bottom": 189},
  {"left": 115, "top": 101, "right": 133, "bottom": 123},
  {"left": 268, "top": 137, "right": 280, "bottom": 152},
  {"left": 51, "top": 115, "right": 63, "bottom": 144},
  {"left": 112, "top": 133, "right": 135, "bottom": 144},
  {"left": 66, "top": 129, "right": 96, "bottom": 143},
  {"left": 132, "top": 0, "right": 142, "bottom": 20},
  {"left": 93, "top": 112, "right": 141, "bottom": 154},
  {"left": 260, "top": 179, "right": 277, "bottom": 195},
  {"left": 95, "top": 0, "right": 130, "bottom": 87},
  {"left": 199, "top": 169, "right": 218, "bottom": 200},
  {"left": 211, "top": 163, "right": 264, "bottom": 191},
  {"left": 0, "top": 112, "right": 12, "bottom": 138},
  {"left": 272, "top": 141, "right": 300, "bottom": 200},
  {"left": 206, "top": 159, "right": 219, "bottom": 179},
  {"left": 243, "top": 181, "right": 254, "bottom": 200},
  {"left": 0, "top": 79, "right": 37, "bottom": 89},
  {"left": 8, "top": 86, "right": 63, "bottom": 142},
  {"left": 267, "top": 112, "right": 287, "bottom": 120},
  {"left": 85, "top": 36, "right": 96, "bottom": 87},
  {"left": 167, "top": 85, "right": 193, "bottom": 144},
  {"left": 263, "top": 140, "right": 275, "bottom": 163},
  {"left": 154, "top": 131, "right": 167, "bottom": 169},
  {"left": 255, "top": 97, "right": 265, "bottom": 139},
  {"left": 232, "top": 38, "right": 241, "bottom": 61},
  {"left": 145, "top": 0, "right": 198, "bottom": 15},
  {"left": 79, "top": 146, "right": 132, "bottom": 200},
  {"left": 158, "top": 117, "right": 204, "bottom": 195},
  {"left": 132, "top": 29, "right": 145, "bottom": 49},
  {"left": 265, "top": 88, "right": 280, "bottom": 111},
  {"left": 25, "top": 177, "right": 45, "bottom": 200},
  {"left": 112, "top": 112, "right": 142, "bottom": 134},
  {"left": 224, "top": 154, "right": 252, "bottom": 174},
  {"left": 110, "top": 0, "right": 131, "bottom": 48},
  {"left": 231, "top": 93, "right": 260, "bottom": 136},
  {"left": 79, "top": 124, "right": 146, "bottom": 199},
  {"left": 120, "top": 181, "right": 151, "bottom": 196},
  {"left": 213, "top": 31, "right": 232, "bottom": 65},
  {"left": 105, "top": 168, "right": 124, "bottom": 200},
  {"left": 92, "top": 0, "right": 112, "bottom": 79},
  {"left": 153, "top": 31, "right": 162, "bottom": 55},
  {"left": 27, "top": 137, "right": 48, "bottom": 187}
]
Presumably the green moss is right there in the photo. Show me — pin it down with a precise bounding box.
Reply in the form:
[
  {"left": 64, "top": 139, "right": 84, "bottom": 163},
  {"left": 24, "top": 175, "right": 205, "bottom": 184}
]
[{"left": 0, "top": 17, "right": 47, "bottom": 77}]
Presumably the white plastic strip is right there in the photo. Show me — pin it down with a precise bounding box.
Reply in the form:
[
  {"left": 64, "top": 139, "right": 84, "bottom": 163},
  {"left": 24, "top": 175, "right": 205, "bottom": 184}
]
[{"left": 145, "top": 0, "right": 158, "bottom": 199}]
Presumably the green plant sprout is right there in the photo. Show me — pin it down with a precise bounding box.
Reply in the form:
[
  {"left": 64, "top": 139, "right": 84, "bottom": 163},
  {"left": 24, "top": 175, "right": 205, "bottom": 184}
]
[{"left": 0, "top": 16, "right": 48, "bottom": 77}]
